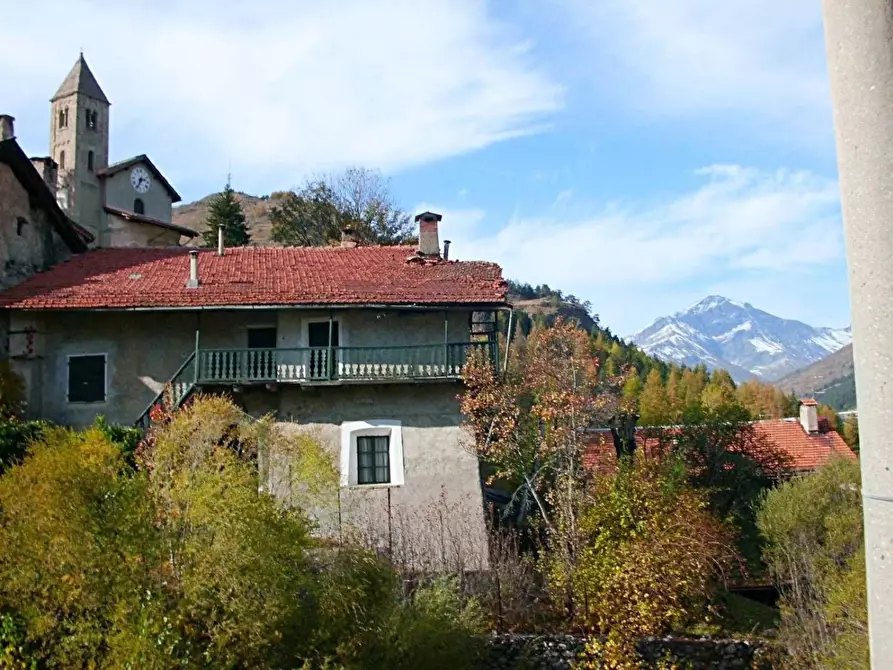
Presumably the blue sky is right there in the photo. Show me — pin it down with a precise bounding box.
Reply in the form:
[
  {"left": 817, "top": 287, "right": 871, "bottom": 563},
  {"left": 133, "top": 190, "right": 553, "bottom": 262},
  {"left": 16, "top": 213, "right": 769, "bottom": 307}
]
[{"left": 0, "top": 0, "right": 849, "bottom": 335}]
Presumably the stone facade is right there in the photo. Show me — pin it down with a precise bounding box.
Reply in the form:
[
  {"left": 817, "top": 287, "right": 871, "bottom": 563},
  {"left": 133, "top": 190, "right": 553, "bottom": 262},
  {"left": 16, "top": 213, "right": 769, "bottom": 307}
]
[
  {"left": 0, "top": 163, "right": 73, "bottom": 291},
  {"left": 50, "top": 67, "right": 109, "bottom": 241},
  {"left": 39, "top": 55, "right": 191, "bottom": 247},
  {"left": 8, "top": 306, "right": 489, "bottom": 569}
]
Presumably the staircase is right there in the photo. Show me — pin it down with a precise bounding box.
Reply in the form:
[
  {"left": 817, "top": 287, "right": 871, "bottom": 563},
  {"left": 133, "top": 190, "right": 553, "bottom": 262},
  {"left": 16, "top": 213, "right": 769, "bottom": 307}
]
[{"left": 134, "top": 351, "right": 197, "bottom": 430}]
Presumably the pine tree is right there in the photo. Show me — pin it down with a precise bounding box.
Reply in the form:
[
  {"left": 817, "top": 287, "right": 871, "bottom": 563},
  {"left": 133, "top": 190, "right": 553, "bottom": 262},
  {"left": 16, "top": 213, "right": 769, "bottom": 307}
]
[{"left": 203, "top": 181, "right": 250, "bottom": 247}]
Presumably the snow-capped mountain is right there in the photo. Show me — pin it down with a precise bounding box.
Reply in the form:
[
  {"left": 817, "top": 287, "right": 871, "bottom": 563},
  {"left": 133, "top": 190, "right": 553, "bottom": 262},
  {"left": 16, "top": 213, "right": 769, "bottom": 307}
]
[{"left": 631, "top": 296, "right": 852, "bottom": 381}]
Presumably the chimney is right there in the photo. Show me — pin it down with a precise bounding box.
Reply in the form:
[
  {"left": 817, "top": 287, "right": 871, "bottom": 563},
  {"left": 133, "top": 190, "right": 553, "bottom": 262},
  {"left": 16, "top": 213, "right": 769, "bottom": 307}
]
[
  {"left": 799, "top": 398, "right": 819, "bottom": 433},
  {"left": 415, "top": 211, "right": 442, "bottom": 256},
  {"left": 30, "top": 157, "right": 58, "bottom": 196},
  {"left": 443, "top": 239, "right": 451, "bottom": 261},
  {"left": 218, "top": 226, "right": 224, "bottom": 256},
  {"left": 341, "top": 227, "right": 359, "bottom": 248},
  {"left": 186, "top": 250, "right": 200, "bottom": 288},
  {"left": 0, "top": 115, "right": 14, "bottom": 141}
]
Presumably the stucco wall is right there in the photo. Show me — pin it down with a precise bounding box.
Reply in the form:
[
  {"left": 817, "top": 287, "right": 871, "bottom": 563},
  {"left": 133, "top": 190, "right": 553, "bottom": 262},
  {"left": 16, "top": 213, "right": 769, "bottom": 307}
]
[
  {"left": 106, "top": 213, "right": 181, "bottom": 247},
  {"left": 0, "top": 163, "right": 72, "bottom": 291},
  {"left": 10, "top": 307, "right": 476, "bottom": 426},
  {"left": 104, "top": 168, "right": 173, "bottom": 223},
  {"left": 253, "top": 383, "right": 488, "bottom": 571},
  {"left": 7, "top": 306, "right": 488, "bottom": 569}
]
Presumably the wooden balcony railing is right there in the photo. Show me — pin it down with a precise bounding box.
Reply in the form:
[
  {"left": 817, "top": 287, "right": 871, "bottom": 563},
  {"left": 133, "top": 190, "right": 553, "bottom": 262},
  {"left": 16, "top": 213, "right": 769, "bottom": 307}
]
[{"left": 195, "top": 341, "right": 497, "bottom": 384}]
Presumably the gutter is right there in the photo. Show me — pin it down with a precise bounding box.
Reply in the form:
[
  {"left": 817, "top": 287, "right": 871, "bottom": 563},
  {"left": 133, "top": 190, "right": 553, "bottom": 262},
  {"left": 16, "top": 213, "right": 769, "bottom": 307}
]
[{"left": 8, "top": 302, "right": 511, "bottom": 314}]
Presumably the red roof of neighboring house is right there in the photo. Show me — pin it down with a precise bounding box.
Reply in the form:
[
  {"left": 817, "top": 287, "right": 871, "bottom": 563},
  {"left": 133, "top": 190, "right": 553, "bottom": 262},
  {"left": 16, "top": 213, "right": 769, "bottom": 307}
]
[
  {"left": 584, "top": 418, "right": 856, "bottom": 473},
  {"left": 753, "top": 418, "right": 855, "bottom": 471},
  {"left": 0, "top": 246, "right": 508, "bottom": 310}
]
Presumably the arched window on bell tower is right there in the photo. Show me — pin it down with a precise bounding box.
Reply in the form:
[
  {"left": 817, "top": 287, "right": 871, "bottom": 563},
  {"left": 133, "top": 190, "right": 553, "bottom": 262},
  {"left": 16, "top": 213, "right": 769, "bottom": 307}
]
[
  {"left": 87, "top": 150, "right": 94, "bottom": 171},
  {"left": 59, "top": 150, "right": 65, "bottom": 170},
  {"left": 133, "top": 198, "right": 145, "bottom": 215}
]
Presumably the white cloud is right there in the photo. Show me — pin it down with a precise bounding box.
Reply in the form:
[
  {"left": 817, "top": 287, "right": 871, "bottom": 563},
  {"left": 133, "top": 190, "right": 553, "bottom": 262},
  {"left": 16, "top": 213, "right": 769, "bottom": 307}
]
[
  {"left": 0, "top": 1, "right": 561, "bottom": 193},
  {"left": 435, "top": 165, "right": 844, "bottom": 333},
  {"left": 556, "top": 0, "right": 832, "bottom": 143}
]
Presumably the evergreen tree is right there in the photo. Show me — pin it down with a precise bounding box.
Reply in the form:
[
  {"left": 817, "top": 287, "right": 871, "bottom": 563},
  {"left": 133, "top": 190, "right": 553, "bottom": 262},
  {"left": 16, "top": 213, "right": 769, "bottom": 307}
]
[{"left": 203, "top": 181, "right": 250, "bottom": 247}]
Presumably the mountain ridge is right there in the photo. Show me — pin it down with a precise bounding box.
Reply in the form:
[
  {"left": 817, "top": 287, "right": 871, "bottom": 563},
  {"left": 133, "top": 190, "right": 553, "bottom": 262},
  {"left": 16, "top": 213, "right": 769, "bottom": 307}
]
[{"left": 632, "top": 296, "right": 851, "bottom": 382}]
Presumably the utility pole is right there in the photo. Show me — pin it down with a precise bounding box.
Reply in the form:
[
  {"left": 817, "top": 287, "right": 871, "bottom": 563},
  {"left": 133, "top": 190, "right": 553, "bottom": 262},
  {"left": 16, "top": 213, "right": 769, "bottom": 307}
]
[{"left": 821, "top": 1, "right": 893, "bottom": 664}]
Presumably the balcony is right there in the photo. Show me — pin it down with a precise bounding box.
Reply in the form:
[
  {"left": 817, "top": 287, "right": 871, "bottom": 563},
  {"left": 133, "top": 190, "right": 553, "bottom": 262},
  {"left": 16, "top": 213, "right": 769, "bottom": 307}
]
[{"left": 193, "top": 341, "right": 495, "bottom": 384}]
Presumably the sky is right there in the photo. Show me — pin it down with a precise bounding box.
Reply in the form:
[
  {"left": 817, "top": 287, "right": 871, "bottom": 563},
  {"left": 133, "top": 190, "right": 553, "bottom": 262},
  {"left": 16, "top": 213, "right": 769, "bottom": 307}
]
[{"left": 0, "top": 0, "right": 849, "bottom": 336}]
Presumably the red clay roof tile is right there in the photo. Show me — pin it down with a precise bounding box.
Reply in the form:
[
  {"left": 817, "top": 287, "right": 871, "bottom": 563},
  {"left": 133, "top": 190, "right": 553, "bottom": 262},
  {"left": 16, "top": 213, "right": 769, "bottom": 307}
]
[
  {"left": 0, "top": 247, "right": 508, "bottom": 310},
  {"left": 583, "top": 419, "right": 856, "bottom": 473}
]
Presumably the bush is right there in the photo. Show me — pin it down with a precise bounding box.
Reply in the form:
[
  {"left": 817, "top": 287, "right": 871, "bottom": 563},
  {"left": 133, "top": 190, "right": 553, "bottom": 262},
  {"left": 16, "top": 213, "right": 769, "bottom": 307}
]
[
  {"left": 757, "top": 456, "right": 867, "bottom": 668},
  {"left": 556, "top": 457, "right": 737, "bottom": 667},
  {"left": 0, "top": 396, "right": 483, "bottom": 669},
  {"left": 0, "top": 417, "right": 48, "bottom": 476}
]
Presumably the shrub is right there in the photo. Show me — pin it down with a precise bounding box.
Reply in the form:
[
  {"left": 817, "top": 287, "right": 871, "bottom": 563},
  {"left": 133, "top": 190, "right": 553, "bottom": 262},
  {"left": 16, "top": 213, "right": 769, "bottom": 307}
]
[
  {"left": 558, "top": 457, "right": 737, "bottom": 667},
  {"left": 0, "top": 396, "right": 483, "bottom": 669},
  {"left": 0, "top": 417, "right": 48, "bottom": 476},
  {"left": 757, "top": 456, "right": 867, "bottom": 668}
]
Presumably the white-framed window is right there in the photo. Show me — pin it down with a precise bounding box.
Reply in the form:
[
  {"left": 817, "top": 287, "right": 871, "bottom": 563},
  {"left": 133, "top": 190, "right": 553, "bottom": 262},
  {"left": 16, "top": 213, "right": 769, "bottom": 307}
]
[
  {"left": 340, "top": 420, "right": 404, "bottom": 487},
  {"left": 67, "top": 353, "right": 107, "bottom": 403}
]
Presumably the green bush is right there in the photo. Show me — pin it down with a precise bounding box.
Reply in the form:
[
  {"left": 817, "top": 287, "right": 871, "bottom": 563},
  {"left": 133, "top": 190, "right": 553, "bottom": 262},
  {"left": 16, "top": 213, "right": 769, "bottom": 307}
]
[
  {"left": 0, "top": 397, "right": 483, "bottom": 669},
  {"left": 757, "top": 456, "right": 867, "bottom": 668},
  {"left": 0, "top": 418, "right": 49, "bottom": 476}
]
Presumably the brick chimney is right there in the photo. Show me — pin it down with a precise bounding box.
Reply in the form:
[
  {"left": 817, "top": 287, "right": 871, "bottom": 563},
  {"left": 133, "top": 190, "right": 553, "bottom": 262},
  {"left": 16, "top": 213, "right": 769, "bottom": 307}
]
[
  {"left": 0, "top": 115, "right": 14, "bottom": 141},
  {"left": 30, "top": 157, "right": 58, "bottom": 196},
  {"left": 799, "top": 398, "right": 819, "bottom": 433},
  {"left": 414, "top": 211, "right": 442, "bottom": 256},
  {"left": 341, "top": 227, "right": 359, "bottom": 248}
]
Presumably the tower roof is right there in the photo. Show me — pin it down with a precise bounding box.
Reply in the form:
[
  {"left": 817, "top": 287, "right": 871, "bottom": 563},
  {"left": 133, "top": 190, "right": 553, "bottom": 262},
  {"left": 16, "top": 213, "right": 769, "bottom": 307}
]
[{"left": 51, "top": 54, "right": 110, "bottom": 104}]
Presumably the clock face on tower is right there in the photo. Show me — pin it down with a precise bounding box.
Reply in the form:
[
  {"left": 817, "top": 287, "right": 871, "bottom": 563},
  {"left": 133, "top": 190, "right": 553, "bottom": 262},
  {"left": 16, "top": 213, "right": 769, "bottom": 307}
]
[{"left": 130, "top": 166, "right": 151, "bottom": 193}]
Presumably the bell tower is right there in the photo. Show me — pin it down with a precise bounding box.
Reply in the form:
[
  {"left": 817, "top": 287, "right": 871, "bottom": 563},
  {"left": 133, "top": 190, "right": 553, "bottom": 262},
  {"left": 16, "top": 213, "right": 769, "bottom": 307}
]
[{"left": 50, "top": 54, "right": 110, "bottom": 240}]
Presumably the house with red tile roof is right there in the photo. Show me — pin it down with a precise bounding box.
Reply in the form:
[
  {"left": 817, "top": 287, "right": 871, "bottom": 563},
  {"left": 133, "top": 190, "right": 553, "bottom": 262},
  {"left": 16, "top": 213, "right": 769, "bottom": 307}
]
[
  {"left": 0, "top": 211, "right": 507, "bottom": 570},
  {"left": 583, "top": 398, "right": 856, "bottom": 474}
]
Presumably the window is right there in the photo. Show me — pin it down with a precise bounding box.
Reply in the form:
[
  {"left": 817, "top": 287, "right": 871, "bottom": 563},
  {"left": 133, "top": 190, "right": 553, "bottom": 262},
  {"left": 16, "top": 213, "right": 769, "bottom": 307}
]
[
  {"left": 59, "top": 150, "right": 65, "bottom": 170},
  {"left": 67, "top": 354, "right": 106, "bottom": 403},
  {"left": 357, "top": 436, "right": 390, "bottom": 485},
  {"left": 86, "top": 110, "right": 98, "bottom": 130},
  {"left": 58, "top": 108, "right": 69, "bottom": 129},
  {"left": 87, "top": 150, "right": 94, "bottom": 171},
  {"left": 16, "top": 217, "right": 27, "bottom": 236},
  {"left": 133, "top": 198, "right": 144, "bottom": 215},
  {"left": 340, "top": 420, "right": 404, "bottom": 487}
]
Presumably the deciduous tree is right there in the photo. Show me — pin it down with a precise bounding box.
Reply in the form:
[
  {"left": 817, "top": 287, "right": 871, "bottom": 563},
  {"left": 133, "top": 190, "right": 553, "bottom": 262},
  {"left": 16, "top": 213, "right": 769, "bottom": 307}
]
[{"left": 270, "top": 167, "right": 415, "bottom": 247}]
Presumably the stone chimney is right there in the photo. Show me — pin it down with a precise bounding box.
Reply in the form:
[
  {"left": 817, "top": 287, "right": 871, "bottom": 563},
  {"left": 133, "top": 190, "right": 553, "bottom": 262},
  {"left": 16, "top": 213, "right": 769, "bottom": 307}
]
[
  {"left": 217, "top": 226, "right": 225, "bottom": 257},
  {"left": 799, "top": 398, "right": 819, "bottom": 433},
  {"left": 186, "top": 250, "right": 200, "bottom": 288},
  {"left": 415, "top": 211, "right": 442, "bottom": 256},
  {"left": 30, "top": 157, "right": 58, "bottom": 196},
  {"left": 443, "top": 239, "right": 451, "bottom": 261},
  {"left": 341, "top": 227, "right": 359, "bottom": 248},
  {"left": 0, "top": 115, "right": 14, "bottom": 141}
]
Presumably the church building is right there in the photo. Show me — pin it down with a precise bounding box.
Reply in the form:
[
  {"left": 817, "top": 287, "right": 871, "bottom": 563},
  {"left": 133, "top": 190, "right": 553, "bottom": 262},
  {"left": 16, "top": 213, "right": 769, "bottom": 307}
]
[{"left": 49, "top": 55, "right": 197, "bottom": 247}]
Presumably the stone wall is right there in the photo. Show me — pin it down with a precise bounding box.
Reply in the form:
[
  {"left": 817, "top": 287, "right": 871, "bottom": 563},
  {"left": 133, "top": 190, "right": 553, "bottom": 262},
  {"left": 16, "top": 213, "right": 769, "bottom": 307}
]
[
  {"left": 0, "top": 163, "right": 72, "bottom": 291},
  {"left": 482, "top": 634, "right": 778, "bottom": 669}
]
